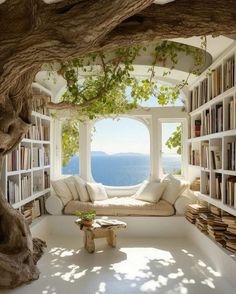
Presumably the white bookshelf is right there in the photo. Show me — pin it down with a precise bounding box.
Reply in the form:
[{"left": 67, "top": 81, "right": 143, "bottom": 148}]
[
  {"left": 1, "top": 83, "right": 52, "bottom": 210},
  {"left": 188, "top": 43, "right": 236, "bottom": 217}
]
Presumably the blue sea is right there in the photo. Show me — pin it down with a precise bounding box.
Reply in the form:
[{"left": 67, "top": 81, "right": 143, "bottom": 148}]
[{"left": 62, "top": 153, "right": 181, "bottom": 186}]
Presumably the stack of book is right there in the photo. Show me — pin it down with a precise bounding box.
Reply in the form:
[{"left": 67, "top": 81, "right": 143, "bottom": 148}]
[
  {"left": 210, "top": 205, "right": 221, "bottom": 217},
  {"left": 185, "top": 204, "right": 209, "bottom": 224},
  {"left": 195, "top": 216, "right": 208, "bottom": 233},
  {"left": 22, "top": 202, "right": 33, "bottom": 224},
  {"left": 222, "top": 216, "right": 236, "bottom": 253},
  {"left": 225, "top": 176, "right": 236, "bottom": 207},
  {"left": 226, "top": 142, "right": 236, "bottom": 171},
  {"left": 223, "top": 56, "right": 235, "bottom": 91},
  {"left": 7, "top": 148, "right": 19, "bottom": 172},
  {"left": 207, "top": 217, "right": 227, "bottom": 244},
  {"left": 190, "top": 177, "right": 200, "bottom": 192}
]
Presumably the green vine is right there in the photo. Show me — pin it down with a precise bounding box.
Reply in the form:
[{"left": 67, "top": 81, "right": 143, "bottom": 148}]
[{"left": 56, "top": 40, "right": 206, "bottom": 166}]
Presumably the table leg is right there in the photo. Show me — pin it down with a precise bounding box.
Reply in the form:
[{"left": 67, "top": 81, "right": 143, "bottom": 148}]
[
  {"left": 106, "top": 229, "right": 117, "bottom": 248},
  {"left": 85, "top": 231, "right": 95, "bottom": 253}
]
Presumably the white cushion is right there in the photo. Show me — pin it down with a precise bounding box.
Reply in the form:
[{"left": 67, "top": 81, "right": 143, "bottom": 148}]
[
  {"left": 64, "top": 177, "right": 79, "bottom": 200},
  {"left": 161, "top": 174, "right": 189, "bottom": 204},
  {"left": 86, "top": 182, "right": 108, "bottom": 202},
  {"left": 51, "top": 179, "right": 73, "bottom": 205},
  {"left": 134, "top": 181, "right": 167, "bottom": 203},
  {"left": 45, "top": 194, "right": 64, "bottom": 215},
  {"left": 174, "top": 195, "right": 194, "bottom": 215},
  {"left": 74, "top": 176, "right": 90, "bottom": 202}
]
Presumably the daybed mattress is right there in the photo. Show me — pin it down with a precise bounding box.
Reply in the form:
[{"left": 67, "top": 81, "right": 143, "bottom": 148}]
[{"left": 64, "top": 197, "right": 175, "bottom": 216}]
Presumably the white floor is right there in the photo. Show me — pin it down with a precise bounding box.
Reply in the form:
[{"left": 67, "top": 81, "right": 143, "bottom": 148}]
[{"left": 2, "top": 233, "right": 236, "bottom": 294}]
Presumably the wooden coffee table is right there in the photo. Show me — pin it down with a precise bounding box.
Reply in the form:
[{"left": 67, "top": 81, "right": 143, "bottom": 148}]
[{"left": 75, "top": 219, "right": 127, "bottom": 253}]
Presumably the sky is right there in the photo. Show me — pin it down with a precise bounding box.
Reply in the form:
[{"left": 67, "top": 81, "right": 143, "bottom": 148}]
[{"left": 91, "top": 96, "right": 183, "bottom": 155}]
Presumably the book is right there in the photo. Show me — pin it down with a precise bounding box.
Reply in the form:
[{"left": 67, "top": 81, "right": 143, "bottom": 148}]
[{"left": 194, "top": 120, "right": 201, "bottom": 137}]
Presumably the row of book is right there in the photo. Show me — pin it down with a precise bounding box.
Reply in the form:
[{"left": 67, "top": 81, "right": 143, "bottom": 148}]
[
  {"left": 20, "top": 146, "right": 31, "bottom": 170},
  {"left": 223, "top": 56, "right": 235, "bottom": 91},
  {"left": 189, "top": 57, "right": 235, "bottom": 113},
  {"left": 7, "top": 146, "right": 50, "bottom": 172},
  {"left": 189, "top": 148, "right": 200, "bottom": 166},
  {"left": 32, "top": 94, "right": 51, "bottom": 116},
  {"left": 33, "top": 147, "right": 44, "bottom": 168},
  {"left": 185, "top": 204, "right": 236, "bottom": 253},
  {"left": 7, "top": 149, "right": 18, "bottom": 172},
  {"left": 211, "top": 103, "right": 223, "bottom": 133},
  {"left": 203, "top": 173, "right": 210, "bottom": 195},
  {"left": 7, "top": 179, "right": 20, "bottom": 204},
  {"left": 226, "top": 142, "right": 236, "bottom": 171},
  {"left": 210, "top": 66, "right": 222, "bottom": 99},
  {"left": 44, "top": 171, "right": 50, "bottom": 189},
  {"left": 201, "top": 142, "right": 209, "bottom": 168},
  {"left": 24, "top": 122, "right": 50, "bottom": 141},
  {"left": 225, "top": 176, "right": 236, "bottom": 207},
  {"left": 202, "top": 110, "right": 210, "bottom": 136},
  {"left": 227, "top": 98, "right": 235, "bottom": 130},
  {"left": 214, "top": 173, "right": 222, "bottom": 200},
  {"left": 21, "top": 175, "right": 31, "bottom": 199},
  {"left": 189, "top": 145, "right": 222, "bottom": 170}
]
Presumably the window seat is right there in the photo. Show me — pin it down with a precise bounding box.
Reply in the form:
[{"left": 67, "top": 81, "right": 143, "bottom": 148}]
[
  {"left": 45, "top": 177, "right": 195, "bottom": 216},
  {"left": 63, "top": 198, "right": 175, "bottom": 216}
]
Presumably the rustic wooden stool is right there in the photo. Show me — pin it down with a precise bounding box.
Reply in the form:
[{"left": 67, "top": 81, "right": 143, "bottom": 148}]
[{"left": 75, "top": 219, "right": 127, "bottom": 253}]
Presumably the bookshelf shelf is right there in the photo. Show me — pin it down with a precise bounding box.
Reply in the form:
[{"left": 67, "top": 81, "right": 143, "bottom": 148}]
[
  {"left": 0, "top": 82, "right": 52, "bottom": 214},
  {"left": 192, "top": 191, "right": 236, "bottom": 217},
  {"left": 188, "top": 43, "right": 236, "bottom": 219},
  {"left": 12, "top": 188, "right": 51, "bottom": 209}
]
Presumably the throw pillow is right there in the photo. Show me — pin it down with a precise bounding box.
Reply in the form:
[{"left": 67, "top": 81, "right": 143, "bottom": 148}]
[
  {"left": 74, "top": 176, "right": 90, "bottom": 202},
  {"left": 51, "top": 179, "right": 73, "bottom": 205},
  {"left": 161, "top": 174, "right": 189, "bottom": 204},
  {"left": 64, "top": 177, "right": 79, "bottom": 200},
  {"left": 86, "top": 182, "right": 108, "bottom": 202},
  {"left": 134, "top": 181, "right": 167, "bottom": 203}
]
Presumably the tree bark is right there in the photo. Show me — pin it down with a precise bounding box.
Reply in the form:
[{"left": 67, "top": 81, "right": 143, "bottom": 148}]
[{"left": 1, "top": 0, "right": 236, "bottom": 288}]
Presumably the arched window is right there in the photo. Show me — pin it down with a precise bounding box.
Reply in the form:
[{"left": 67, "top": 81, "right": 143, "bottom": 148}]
[{"left": 91, "top": 118, "right": 150, "bottom": 186}]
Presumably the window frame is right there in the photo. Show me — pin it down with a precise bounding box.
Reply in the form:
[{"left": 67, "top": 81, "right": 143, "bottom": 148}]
[{"left": 157, "top": 117, "right": 187, "bottom": 179}]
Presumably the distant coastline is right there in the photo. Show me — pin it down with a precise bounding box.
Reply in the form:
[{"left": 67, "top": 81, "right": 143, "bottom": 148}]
[{"left": 62, "top": 152, "right": 181, "bottom": 186}]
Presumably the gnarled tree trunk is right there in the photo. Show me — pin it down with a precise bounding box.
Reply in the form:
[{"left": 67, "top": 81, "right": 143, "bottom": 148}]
[{"left": 1, "top": 0, "right": 236, "bottom": 288}]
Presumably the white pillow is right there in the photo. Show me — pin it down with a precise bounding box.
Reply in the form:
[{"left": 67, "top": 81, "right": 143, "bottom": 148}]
[
  {"left": 64, "top": 177, "right": 79, "bottom": 200},
  {"left": 51, "top": 179, "right": 73, "bottom": 205},
  {"left": 161, "top": 174, "right": 189, "bottom": 204},
  {"left": 86, "top": 182, "right": 108, "bottom": 202},
  {"left": 74, "top": 176, "right": 90, "bottom": 202},
  {"left": 134, "top": 181, "right": 167, "bottom": 203}
]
